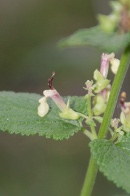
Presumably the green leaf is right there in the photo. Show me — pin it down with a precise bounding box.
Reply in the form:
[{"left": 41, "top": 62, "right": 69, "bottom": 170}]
[
  {"left": 0, "top": 91, "right": 87, "bottom": 140},
  {"left": 90, "top": 134, "right": 130, "bottom": 193},
  {"left": 59, "top": 26, "right": 130, "bottom": 53}
]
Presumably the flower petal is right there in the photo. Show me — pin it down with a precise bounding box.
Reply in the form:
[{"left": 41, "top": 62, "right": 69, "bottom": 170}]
[{"left": 38, "top": 97, "right": 49, "bottom": 117}]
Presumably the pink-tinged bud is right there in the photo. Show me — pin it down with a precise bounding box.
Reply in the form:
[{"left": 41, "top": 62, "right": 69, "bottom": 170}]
[
  {"left": 100, "top": 53, "right": 115, "bottom": 78},
  {"left": 43, "top": 89, "right": 67, "bottom": 112},
  {"left": 100, "top": 84, "right": 111, "bottom": 101}
]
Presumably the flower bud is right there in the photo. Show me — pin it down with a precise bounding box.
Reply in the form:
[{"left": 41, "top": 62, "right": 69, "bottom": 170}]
[
  {"left": 110, "top": 1, "right": 122, "bottom": 12},
  {"left": 84, "top": 80, "right": 94, "bottom": 95},
  {"left": 120, "top": 102, "right": 130, "bottom": 129},
  {"left": 100, "top": 53, "right": 115, "bottom": 78},
  {"left": 93, "top": 69, "right": 110, "bottom": 93},
  {"left": 92, "top": 94, "right": 106, "bottom": 115},
  {"left": 98, "top": 14, "right": 119, "bottom": 33}
]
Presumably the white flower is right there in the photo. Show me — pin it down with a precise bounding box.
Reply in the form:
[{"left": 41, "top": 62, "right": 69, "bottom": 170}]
[{"left": 38, "top": 97, "right": 49, "bottom": 117}]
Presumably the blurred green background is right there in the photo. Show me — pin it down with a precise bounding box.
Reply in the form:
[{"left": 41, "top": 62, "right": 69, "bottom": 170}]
[{"left": 0, "top": 0, "right": 130, "bottom": 195}]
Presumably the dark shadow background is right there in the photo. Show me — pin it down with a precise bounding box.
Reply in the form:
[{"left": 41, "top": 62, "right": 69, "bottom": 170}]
[{"left": 0, "top": 0, "right": 130, "bottom": 195}]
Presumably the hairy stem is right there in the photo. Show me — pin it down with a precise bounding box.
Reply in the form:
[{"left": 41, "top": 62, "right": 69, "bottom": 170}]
[{"left": 81, "top": 45, "right": 130, "bottom": 196}]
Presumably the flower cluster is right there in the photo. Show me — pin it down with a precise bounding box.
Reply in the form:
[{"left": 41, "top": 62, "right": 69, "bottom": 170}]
[{"left": 37, "top": 52, "right": 130, "bottom": 142}]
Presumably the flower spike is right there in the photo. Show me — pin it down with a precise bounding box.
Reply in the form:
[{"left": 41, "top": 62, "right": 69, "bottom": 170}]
[{"left": 92, "top": 53, "right": 113, "bottom": 115}]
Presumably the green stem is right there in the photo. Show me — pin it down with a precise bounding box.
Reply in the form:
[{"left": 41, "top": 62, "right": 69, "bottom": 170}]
[
  {"left": 109, "top": 133, "right": 118, "bottom": 142},
  {"left": 81, "top": 45, "right": 130, "bottom": 196},
  {"left": 87, "top": 95, "right": 97, "bottom": 139},
  {"left": 80, "top": 157, "right": 98, "bottom": 196},
  {"left": 87, "top": 95, "right": 93, "bottom": 118},
  {"left": 84, "top": 129, "right": 94, "bottom": 140}
]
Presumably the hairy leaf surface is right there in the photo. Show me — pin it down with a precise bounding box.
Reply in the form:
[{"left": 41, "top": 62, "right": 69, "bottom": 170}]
[
  {"left": 90, "top": 134, "right": 130, "bottom": 193},
  {"left": 0, "top": 91, "right": 87, "bottom": 140}
]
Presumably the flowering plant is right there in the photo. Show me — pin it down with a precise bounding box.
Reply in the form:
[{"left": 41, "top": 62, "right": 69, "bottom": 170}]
[{"left": 0, "top": 0, "right": 130, "bottom": 195}]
